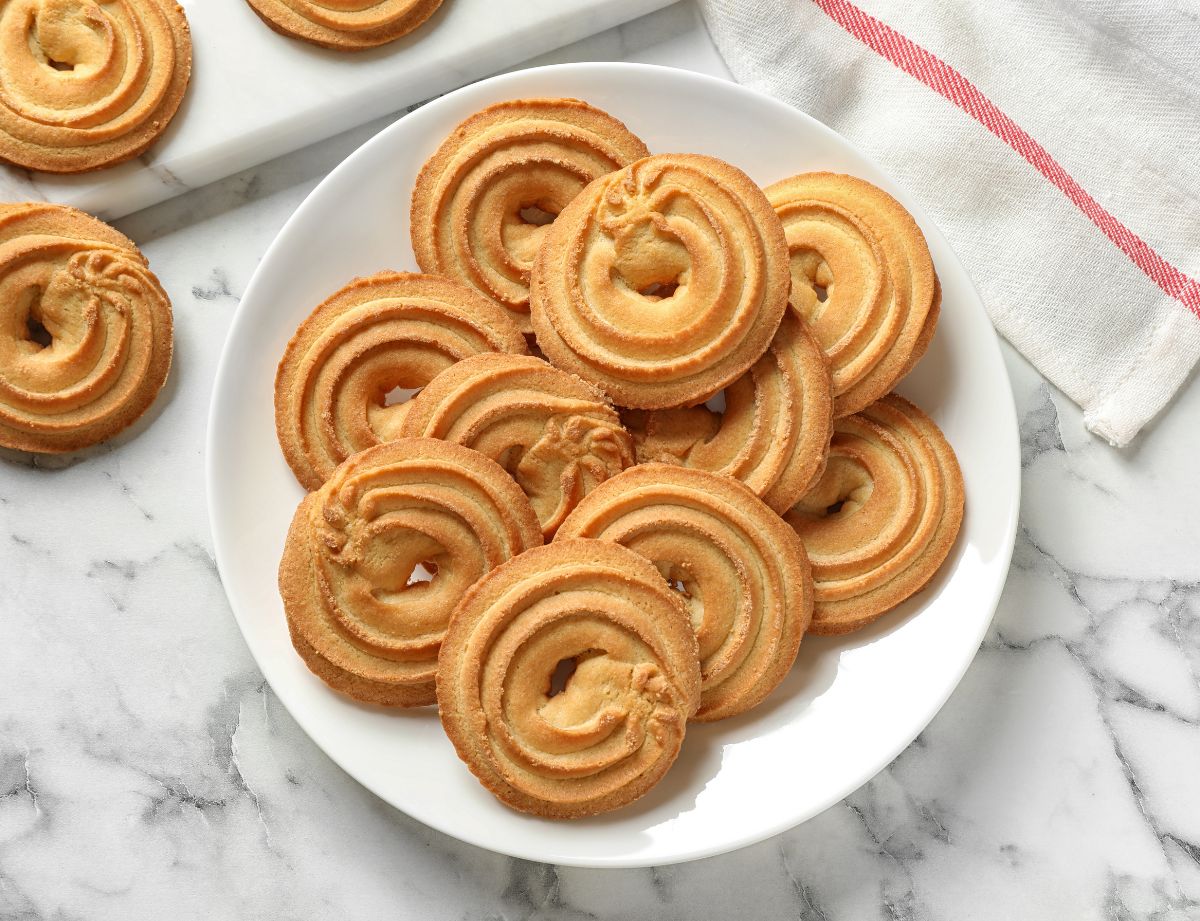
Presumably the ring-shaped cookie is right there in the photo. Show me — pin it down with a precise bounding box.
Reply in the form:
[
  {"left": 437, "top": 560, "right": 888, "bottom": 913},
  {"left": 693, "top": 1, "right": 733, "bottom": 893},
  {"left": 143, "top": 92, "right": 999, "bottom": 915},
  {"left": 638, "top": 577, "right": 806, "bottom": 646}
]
[
  {"left": 623, "top": 311, "right": 832, "bottom": 513},
  {"left": 437, "top": 539, "right": 701, "bottom": 817},
  {"left": 398, "top": 352, "right": 635, "bottom": 537},
  {"left": 411, "top": 97, "right": 649, "bottom": 333},
  {"left": 0, "top": 0, "right": 191, "bottom": 172},
  {"left": 557, "top": 465, "right": 812, "bottom": 721},
  {"left": 275, "top": 271, "right": 526, "bottom": 490},
  {"left": 783, "top": 394, "right": 964, "bottom": 635},
  {"left": 0, "top": 203, "right": 172, "bottom": 452},
  {"left": 245, "top": 0, "right": 442, "bottom": 51},
  {"left": 765, "top": 172, "right": 939, "bottom": 418},
  {"left": 278, "top": 437, "right": 542, "bottom": 706},
  {"left": 530, "top": 153, "right": 791, "bottom": 408}
]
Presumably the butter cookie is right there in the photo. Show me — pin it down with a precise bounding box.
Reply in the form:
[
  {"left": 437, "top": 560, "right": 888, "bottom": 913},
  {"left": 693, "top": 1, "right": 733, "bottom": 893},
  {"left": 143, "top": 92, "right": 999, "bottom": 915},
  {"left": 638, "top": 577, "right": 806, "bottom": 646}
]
[
  {"left": 437, "top": 539, "right": 700, "bottom": 817},
  {"left": 245, "top": 0, "right": 441, "bottom": 51},
  {"left": 765, "top": 173, "right": 939, "bottom": 417},
  {"left": 783, "top": 394, "right": 963, "bottom": 635},
  {"left": 411, "top": 97, "right": 649, "bottom": 333},
  {"left": 278, "top": 437, "right": 542, "bottom": 706},
  {"left": 0, "top": 203, "right": 172, "bottom": 452},
  {"left": 275, "top": 271, "right": 526, "bottom": 490},
  {"left": 624, "top": 311, "right": 831, "bottom": 513},
  {"left": 398, "top": 352, "right": 634, "bottom": 537},
  {"left": 557, "top": 465, "right": 812, "bottom": 721},
  {"left": 0, "top": 0, "right": 191, "bottom": 172},
  {"left": 531, "top": 153, "right": 790, "bottom": 409}
]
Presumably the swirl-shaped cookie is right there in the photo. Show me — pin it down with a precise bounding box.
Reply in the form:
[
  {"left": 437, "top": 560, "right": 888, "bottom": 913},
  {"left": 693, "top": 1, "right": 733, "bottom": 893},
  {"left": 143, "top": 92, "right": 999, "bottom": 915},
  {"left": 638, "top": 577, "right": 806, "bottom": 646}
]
[
  {"left": 0, "top": 203, "right": 172, "bottom": 453},
  {"left": 0, "top": 0, "right": 191, "bottom": 173},
  {"left": 623, "top": 312, "right": 832, "bottom": 513},
  {"left": 245, "top": 0, "right": 442, "bottom": 51},
  {"left": 275, "top": 271, "right": 526, "bottom": 491},
  {"left": 278, "top": 437, "right": 542, "bottom": 706},
  {"left": 557, "top": 465, "right": 812, "bottom": 721},
  {"left": 783, "top": 395, "right": 964, "bottom": 635},
  {"left": 398, "top": 353, "right": 634, "bottom": 537},
  {"left": 530, "top": 153, "right": 790, "bottom": 409},
  {"left": 438, "top": 539, "right": 701, "bottom": 817},
  {"left": 410, "top": 98, "right": 649, "bottom": 333},
  {"left": 765, "top": 173, "right": 939, "bottom": 418}
]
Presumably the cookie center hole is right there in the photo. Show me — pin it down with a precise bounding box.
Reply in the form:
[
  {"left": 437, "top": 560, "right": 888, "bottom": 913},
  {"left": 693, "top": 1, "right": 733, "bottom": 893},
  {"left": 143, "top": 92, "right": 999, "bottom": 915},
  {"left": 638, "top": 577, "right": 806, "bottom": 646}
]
[
  {"left": 404, "top": 560, "right": 437, "bottom": 588},
  {"left": 547, "top": 656, "right": 578, "bottom": 698},
  {"left": 820, "top": 481, "right": 871, "bottom": 518},
  {"left": 382, "top": 385, "right": 421, "bottom": 408},
  {"left": 25, "top": 311, "right": 52, "bottom": 349},
  {"left": 656, "top": 562, "right": 695, "bottom": 601},
  {"left": 638, "top": 280, "right": 680, "bottom": 300},
  {"left": 47, "top": 58, "right": 74, "bottom": 71},
  {"left": 790, "top": 250, "right": 834, "bottom": 316},
  {"left": 704, "top": 391, "right": 727, "bottom": 415},
  {"left": 519, "top": 204, "right": 556, "bottom": 226}
]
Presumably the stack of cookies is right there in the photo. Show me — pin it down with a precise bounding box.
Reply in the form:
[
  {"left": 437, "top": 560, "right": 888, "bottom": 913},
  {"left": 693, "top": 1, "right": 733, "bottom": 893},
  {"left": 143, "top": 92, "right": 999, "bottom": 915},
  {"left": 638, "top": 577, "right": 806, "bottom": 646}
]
[{"left": 274, "top": 97, "right": 965, "bottom": 819}]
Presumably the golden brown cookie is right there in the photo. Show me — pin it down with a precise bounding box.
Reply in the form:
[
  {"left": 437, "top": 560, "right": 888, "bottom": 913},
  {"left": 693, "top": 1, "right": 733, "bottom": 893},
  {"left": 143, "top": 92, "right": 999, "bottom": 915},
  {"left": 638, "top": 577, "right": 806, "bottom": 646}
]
[
  {"left": 410, "top": 98, "right": 649, "bottom": 333},
  {"left": 765, "top": 173, "right": 939, "bottom": 418},
  {"left": 245, "top": 0, "right": 441, "bottom": 51},
  {"left": 274, "top": 271, "right": 526, "bottom": 491},
  {"left": 556, "top": 465, "right": 812, "bottom": 721},
  {"left": 0, "top": 0, "right": 191, "bottom": 173},
  {"left": 278, "top": 437, "right": 542, "bottom": 706},
  {"left": 623, "top": 311, "right": 832, "bottom": 513},
  {"left": 398, "top": 352, "right": 634, "bottom": 537},
  {"left": 0, "top": 202, "right": 172, "bottom": 453},
  {"left": 783, "top": 394, "right": 963, "bottom": 635},
  {"left": 530, "top": 153, "right": 790, "bottom": 410},
  {"left": 437, "top": 539, "right": 701, "bottom": 818}
]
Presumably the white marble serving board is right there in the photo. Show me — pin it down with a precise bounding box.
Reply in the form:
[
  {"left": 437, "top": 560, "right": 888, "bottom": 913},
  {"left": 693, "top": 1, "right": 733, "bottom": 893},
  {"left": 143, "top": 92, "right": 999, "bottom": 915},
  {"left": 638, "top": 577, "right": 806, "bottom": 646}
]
[{"left": 0, "top": 0, "right": 677, "bottom": 220}]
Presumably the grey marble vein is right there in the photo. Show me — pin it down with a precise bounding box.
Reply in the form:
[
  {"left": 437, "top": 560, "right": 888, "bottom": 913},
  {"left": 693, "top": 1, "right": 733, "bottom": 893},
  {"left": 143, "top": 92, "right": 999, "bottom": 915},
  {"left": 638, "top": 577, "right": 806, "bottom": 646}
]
[
  {"left": 1020, "top": 383, "right": 1066, "bottom": 468},
  {"left": 191, "top": 269, "right": 239, "bottom": 304}
]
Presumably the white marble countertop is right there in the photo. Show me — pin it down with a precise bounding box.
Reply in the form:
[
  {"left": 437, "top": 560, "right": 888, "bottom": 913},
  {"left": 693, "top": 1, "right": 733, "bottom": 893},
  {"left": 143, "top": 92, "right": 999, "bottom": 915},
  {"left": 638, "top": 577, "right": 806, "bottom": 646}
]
[{"left": 2, "top": 3, "right": 1198, "bottom": 918}]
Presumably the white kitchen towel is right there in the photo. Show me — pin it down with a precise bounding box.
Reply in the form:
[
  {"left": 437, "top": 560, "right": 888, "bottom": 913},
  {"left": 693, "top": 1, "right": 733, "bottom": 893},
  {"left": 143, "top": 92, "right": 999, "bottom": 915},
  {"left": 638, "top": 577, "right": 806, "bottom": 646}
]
[{"left": 698, "top": 0, "right": 1200, "bottom": 445}]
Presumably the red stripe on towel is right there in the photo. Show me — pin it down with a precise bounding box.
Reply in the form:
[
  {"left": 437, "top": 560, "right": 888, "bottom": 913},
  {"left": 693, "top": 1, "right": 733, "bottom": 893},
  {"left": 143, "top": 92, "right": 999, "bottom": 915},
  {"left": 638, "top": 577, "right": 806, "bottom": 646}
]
[{"left": 812, "top": 0, "right": 1200, "bottom": 319}]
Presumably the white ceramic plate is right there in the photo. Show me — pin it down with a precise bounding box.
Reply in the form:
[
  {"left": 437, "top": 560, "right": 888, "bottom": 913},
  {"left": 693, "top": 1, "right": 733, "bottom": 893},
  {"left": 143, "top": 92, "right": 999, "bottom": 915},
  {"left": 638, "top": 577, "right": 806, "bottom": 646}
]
[{"left": 207, "top": 63, "right": 1019, "bottom": 868}]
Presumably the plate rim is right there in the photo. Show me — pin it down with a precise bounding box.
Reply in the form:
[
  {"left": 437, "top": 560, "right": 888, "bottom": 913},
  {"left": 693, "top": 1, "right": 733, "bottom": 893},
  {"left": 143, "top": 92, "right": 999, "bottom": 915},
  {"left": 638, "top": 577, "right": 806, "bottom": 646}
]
[{"left": 205, "top": 60, "right": 1021, "bottom": 868}]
